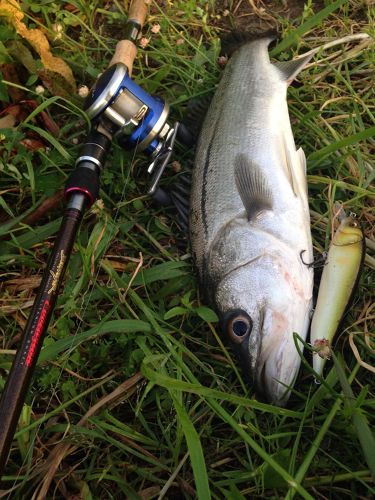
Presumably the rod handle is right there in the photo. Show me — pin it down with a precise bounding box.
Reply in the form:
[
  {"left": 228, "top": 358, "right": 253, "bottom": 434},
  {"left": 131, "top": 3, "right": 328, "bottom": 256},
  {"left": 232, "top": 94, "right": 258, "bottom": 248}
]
[
  {"left": 110, "top": 0, "right": 151, "bottom": 75},
  {"left": 128, "top": 0, "right": 150, "bottom": 26}
]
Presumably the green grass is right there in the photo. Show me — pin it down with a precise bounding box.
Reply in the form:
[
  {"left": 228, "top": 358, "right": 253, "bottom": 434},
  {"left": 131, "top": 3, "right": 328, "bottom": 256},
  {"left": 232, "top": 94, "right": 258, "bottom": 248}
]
[{"left": 0, "top": 0, "right": 374, "bottom": 498}]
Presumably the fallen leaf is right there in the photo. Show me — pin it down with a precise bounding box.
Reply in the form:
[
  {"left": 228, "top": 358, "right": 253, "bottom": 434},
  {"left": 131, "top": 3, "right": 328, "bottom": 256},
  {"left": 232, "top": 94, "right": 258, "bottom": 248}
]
[
  {"left": 0, "top": 62, "right": 25, "bottom": 101},
  {"left": 0, "top": 0, "right": 76, "bottom": 95},
  {"left": 0, "top": 100, "right": 59, "bottom": 136},
  {"left": 38, "top": 68, "right": 76, "bottom": 97},
  {"left": 20, "top": 137, "right": 45, "bottom": 151},
  {"left": 0, "top": 103, "right": 22, "bottom": 121},
  {"left": 23, "top": 189, "right": 64, "bottom": 225},
  {"left": 0, "top": 99, "right": 59, "bottom": 152},
  {"left": 22, "top": 99, "right": 60, "bottom": 136},
  {"left": 0, "top": 113, "right": 16, "bottom": 128},
  {"left": 34, "top": 373, "right": 144, "bottom": 499}
]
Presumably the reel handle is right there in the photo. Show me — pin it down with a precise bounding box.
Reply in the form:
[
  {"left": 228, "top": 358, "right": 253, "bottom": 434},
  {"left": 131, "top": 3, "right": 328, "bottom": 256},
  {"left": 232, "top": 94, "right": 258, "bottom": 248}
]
[{"left": 110, "top": 0, "right": 151, "bottom": 75}]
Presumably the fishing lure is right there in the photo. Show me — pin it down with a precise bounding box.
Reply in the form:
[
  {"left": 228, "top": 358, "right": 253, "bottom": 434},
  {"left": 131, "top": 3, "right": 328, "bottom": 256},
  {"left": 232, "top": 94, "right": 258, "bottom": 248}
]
[{"left": 311, "top": 213, "right": 365, "bottom": 377}]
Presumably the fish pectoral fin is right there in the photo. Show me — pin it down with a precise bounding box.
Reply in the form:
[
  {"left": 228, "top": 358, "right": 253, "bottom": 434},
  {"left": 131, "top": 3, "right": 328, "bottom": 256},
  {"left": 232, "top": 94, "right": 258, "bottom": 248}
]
[
  {"left": 273, "top": 52, "right": 313, "bottom": 85},
  {"left": 234, "top": 154, "right": 273, "bottom": 221}
]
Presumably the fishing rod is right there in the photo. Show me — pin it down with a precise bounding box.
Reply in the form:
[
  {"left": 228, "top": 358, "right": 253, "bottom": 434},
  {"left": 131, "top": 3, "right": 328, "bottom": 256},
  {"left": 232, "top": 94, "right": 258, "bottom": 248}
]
[{"left": 0, "top": 0, "right": 185, "bottom": 476}]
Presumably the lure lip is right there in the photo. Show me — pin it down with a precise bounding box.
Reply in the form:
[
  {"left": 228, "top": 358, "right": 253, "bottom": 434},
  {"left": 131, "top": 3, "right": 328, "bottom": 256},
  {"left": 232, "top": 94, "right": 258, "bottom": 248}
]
[{"left": 333, "top": 218, "right": 364, "bottom": 246}]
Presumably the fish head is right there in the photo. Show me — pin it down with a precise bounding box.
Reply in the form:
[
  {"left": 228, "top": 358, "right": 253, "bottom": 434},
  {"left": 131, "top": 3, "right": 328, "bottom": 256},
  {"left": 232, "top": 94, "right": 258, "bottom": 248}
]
[{"left": 216, "top": 260, "right": 312, "bottom": 406}]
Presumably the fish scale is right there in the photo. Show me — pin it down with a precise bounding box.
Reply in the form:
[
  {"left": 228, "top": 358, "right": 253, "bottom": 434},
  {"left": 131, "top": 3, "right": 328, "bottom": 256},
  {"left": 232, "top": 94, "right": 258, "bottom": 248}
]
[{"left": 189, "top": 37, "right": 314, "bottom": 405}]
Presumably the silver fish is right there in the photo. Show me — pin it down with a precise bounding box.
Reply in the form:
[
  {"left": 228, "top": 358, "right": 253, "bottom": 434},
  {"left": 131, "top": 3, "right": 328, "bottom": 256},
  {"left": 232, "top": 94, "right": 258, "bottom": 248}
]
[{"left": 190, "top": 38, "right": 314, "bottom": 405}]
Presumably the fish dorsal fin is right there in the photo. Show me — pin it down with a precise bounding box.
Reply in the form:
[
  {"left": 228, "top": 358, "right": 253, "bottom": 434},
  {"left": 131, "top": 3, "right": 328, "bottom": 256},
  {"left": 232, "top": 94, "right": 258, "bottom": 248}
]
[
  {"left": 282, "top": 139, "right": 299, "bottom": 196},
  {"left": 296, "top": 146, "right": 307, "bottom": 174},
  {"left": 273, "top": 52, "right": 312, "bottom": 85},
  {"left": 280, "top": 135, "right": 308, "bottom": 199},
  {"left": 234, "top": 154, "right": 273, "bottom": 220},
  {"left": 280, "top": 129, "right": 307, "bottom": 196},
  {"left": 294, "top": 147, "right": 308, "bottom": 202}
]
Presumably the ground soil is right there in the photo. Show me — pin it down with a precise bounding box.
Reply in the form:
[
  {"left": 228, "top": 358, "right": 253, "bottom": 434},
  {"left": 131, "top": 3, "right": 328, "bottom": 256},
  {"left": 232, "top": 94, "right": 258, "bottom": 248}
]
[{"left": 212, "top": 0, "right": 314, "bottom": 32}]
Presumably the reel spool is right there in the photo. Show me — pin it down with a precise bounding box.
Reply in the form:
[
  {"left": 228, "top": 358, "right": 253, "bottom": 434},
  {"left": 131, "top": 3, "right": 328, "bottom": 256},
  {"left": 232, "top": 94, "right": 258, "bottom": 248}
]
[{"left": 85, "top": 62, "right": 171, "bottom": 157}]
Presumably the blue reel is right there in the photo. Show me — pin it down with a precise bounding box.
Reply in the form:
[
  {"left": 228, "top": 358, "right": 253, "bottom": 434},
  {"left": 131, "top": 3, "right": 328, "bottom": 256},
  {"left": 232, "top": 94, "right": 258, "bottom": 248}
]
[{"left": 85, "top": 63, "right": 171, "bottom": 156}]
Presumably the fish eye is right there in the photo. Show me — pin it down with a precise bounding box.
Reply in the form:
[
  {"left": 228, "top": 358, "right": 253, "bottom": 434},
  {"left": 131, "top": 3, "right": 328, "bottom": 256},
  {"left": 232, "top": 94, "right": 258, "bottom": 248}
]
[{"left": 226, "top": 313, "right": 252, "bottom": 343}]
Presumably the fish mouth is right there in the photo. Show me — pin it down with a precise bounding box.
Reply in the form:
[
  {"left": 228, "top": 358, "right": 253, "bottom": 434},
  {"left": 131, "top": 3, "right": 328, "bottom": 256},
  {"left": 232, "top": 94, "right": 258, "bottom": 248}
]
[
  {"left": 256, "top": 356, "right": 295, "bottom": 406},
  {"left": 254, "top": 309, "right": 302, "bottom": 406},
  {"left": 231, "top": 330, "right": 296, "bottom": 405}
]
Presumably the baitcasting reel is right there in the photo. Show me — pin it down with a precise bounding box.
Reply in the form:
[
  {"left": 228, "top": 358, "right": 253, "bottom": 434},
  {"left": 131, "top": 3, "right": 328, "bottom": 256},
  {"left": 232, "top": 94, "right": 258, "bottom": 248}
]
[{"left": 84, "top": 62, "right": 191, "bottom": 195}]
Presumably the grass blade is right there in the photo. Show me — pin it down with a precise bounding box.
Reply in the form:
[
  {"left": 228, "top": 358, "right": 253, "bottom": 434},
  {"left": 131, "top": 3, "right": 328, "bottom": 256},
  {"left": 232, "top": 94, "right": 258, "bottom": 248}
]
[
  {"left": 39, "top": 319, "right": 152, "bottom": 362},
  {"left": 285, "top": 363, "right": 361, "bottom": 499},
  {"left": 207, "top": 399, "right": 314, "bottom": 500},
  {"left": 308, "top": 126, "right": 375, "bottom": 165},
  {"left": 270, "top": 0, "right": 348, "bottom": 56},
  {"left": 332, "top": 353, "right": 375, "bottom": 481},
  {"left": 171, "top": 394, "right": 211, "bottom": 499},
  {"left": 142, "top": 356, "right": 302, "bottom": 418},
  {"left": 22, "top": 123, "right": 71, "bottom": 160}
]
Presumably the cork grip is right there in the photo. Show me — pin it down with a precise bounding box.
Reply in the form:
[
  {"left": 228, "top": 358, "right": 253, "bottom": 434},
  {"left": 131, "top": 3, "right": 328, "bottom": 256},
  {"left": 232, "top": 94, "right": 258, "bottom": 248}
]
[
  {"left": 128, "top": 0, "right": 150, "bottom": 25},
  {"left": 109, "top": 0, "right": 151, "bottom": 75}
]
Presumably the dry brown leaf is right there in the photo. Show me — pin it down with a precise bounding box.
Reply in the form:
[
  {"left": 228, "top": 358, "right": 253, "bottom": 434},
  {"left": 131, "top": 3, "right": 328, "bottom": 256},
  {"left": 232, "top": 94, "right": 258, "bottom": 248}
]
[
  {"left": 0, "top": 62, "right": 25, "bottom": 101},
  {"left": 0, "top": 0, "right": 76, "bottom": 94},
  {"left": 34, "top": 372, "right": 144, "bottom": 499},
  {"left": 138, "top": 486, "right": 161, "bottom": 499},
  {"left": 0, "top": 113, "right": 16, "bottom": 128}
]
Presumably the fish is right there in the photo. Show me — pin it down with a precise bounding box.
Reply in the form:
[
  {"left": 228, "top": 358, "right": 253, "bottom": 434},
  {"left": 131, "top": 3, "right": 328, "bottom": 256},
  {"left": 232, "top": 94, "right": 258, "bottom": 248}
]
[
  {"left": 189, "top": 37, "right": 314, "bottom": 405},
  {"left": 311, "top": 214, "right": 365, "bottom": 378}
]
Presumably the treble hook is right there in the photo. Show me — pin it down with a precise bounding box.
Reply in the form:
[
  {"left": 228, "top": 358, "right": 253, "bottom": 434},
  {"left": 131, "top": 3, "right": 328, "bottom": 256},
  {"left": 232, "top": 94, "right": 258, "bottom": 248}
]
[{"left": 300, "top": 250, "right": 328, "bottom": 269}]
